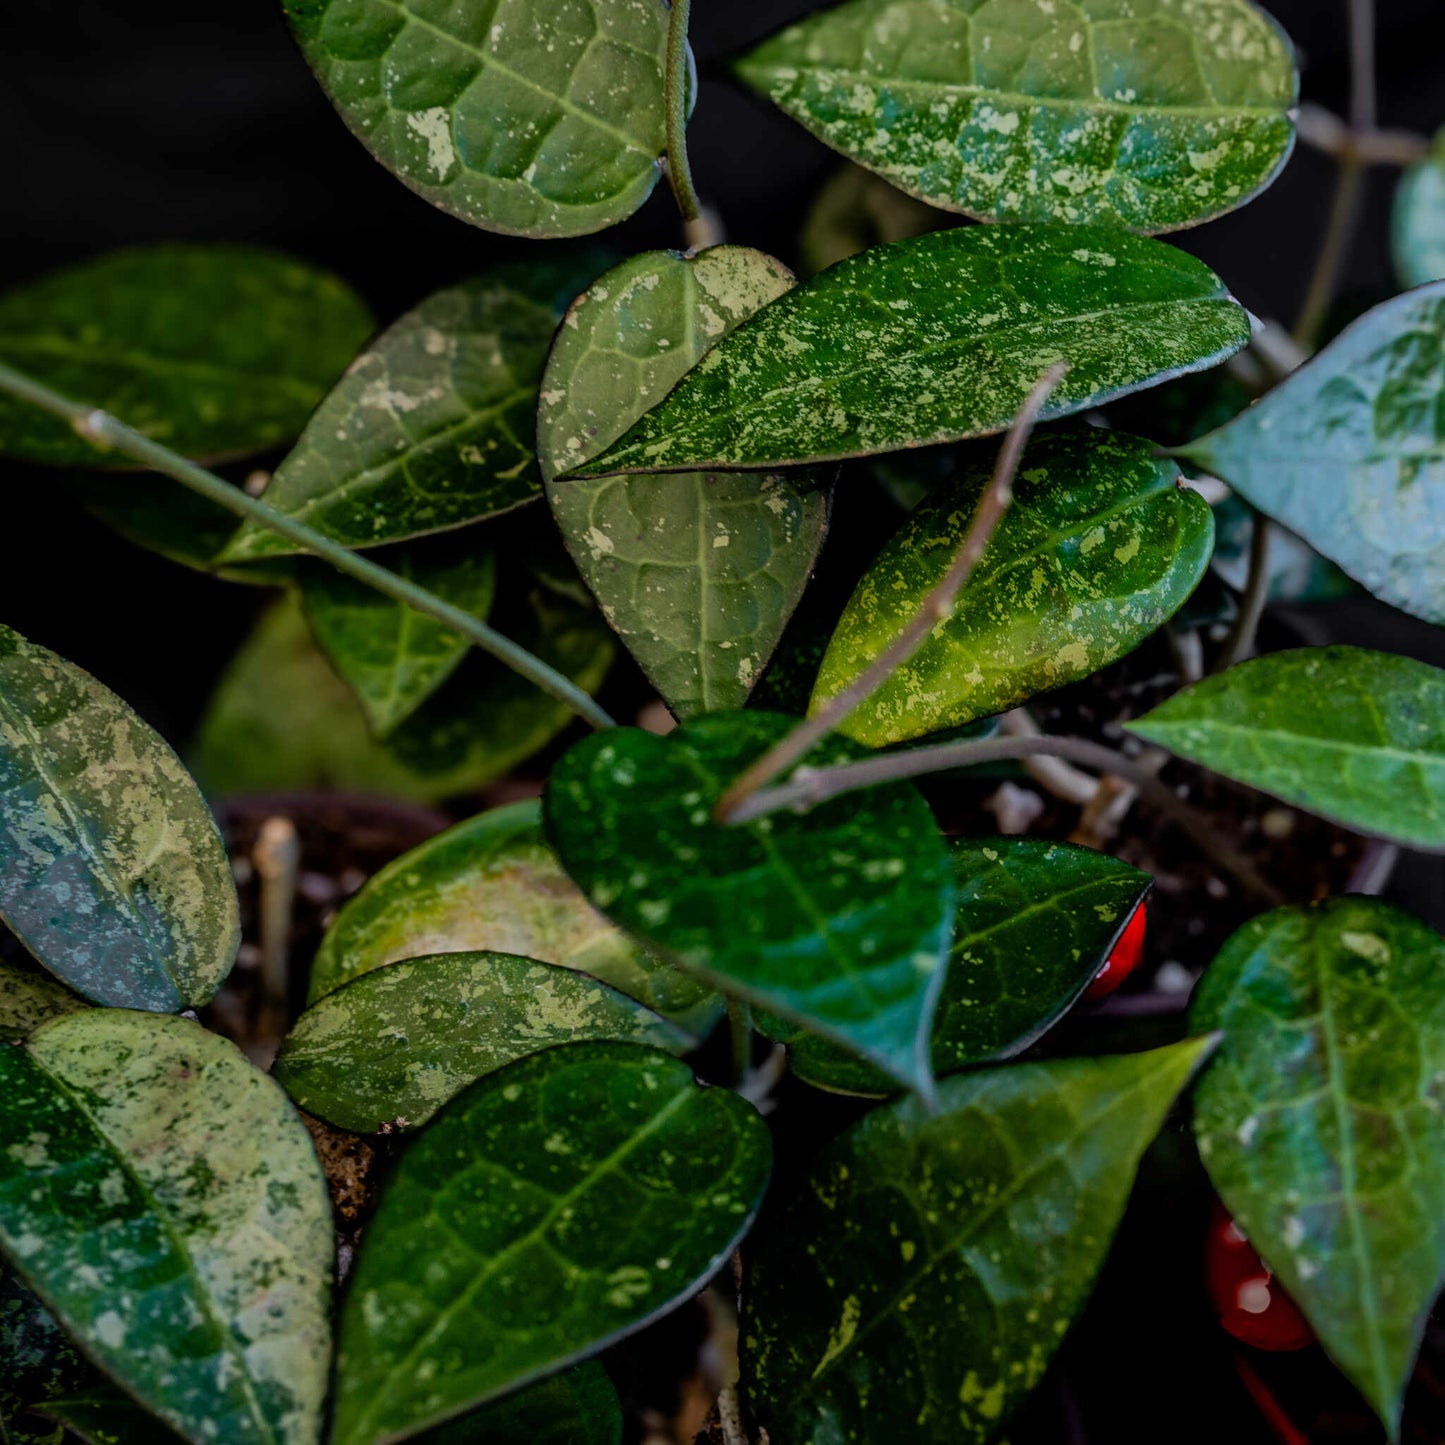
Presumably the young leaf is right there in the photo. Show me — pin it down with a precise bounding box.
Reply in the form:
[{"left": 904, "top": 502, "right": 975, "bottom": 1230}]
[
  {"left": 416, "top": 1362, "right": 621, "bottom": 1445},
  {"left": 282, "top": 0, "right": 671, "bottom": 239},
  {"left": 1126, "top": 647, "right": 1445, "bottom": 850},
  {"left": 545, "top": 712, "right": 956, "bottom": 1093},
  {"left": 742, "top": 1038, "right": 1216, "bottom": 1444},
  {"left": 222, "top": 260, "right": 599, "bottom": 562},
  {"left": 1393, "top": 132, "right": 1445, "bottom": 289},
  {"left": 0, "top": 958, "right": 85, "bottom": 1045},
  {"left": 0, "top": 245, "right": 372, "bottom": 466},
  {"left": 1178, "top": 284, "right": 1445, "bottom": 624},
  {"left": 561, "top": 225, "right": 1251, "bottom": 476},
  {"left": 540, "top": 247, "right": 832, "bottom": 718},
  {"left": 274, "top": 951, "right": 689, "bottom": 1133},
  {"left": 738, "top": 0, "right": 1297, "bottom": 234},
  {"left": 0, "top": 626, "right": 240, "bottom": 1011},
  {"left": 331, "top": 1043, "right": 771, "bottom": 1445},
  {"left": 1191, "top": 899, "right": 1445, "bottom": 1437},
  {"left": 307, "top": 800, "right": 718, "bottom": 1032},
  {"left": 0, "top": 1011, "right": 333, "bottom": 1445},
  {"left": 800, "top": 163, "right": 947, "bottom": 275},
  {"left": 812, "top": 429, "right": 1214, "bottom": 746}
]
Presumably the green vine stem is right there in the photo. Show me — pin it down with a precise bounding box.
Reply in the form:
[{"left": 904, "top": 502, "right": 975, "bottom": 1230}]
[
  {"left": 0, "top": 360, "right": 618, "bottom": 731},
  {"left": 664, "top": 0, "right": 703, "bottom": 227}
]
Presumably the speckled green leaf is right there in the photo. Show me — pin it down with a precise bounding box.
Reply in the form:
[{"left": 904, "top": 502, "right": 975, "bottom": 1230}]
[
  {"left": 283, "top": 0, "right": 670, "bottom": 238},
  {"left": 416, "top": 1362, "right": 621, "bottom": 1445},
  {"left": 1180, "top": 284, "right": 1445, "bottom": 624},
  {"left": 564, "top": 225, "right": 1251, "bottom": 476},
  {"left": 1191, "top": 900, "right": 1445, "bottom": 1437},
  {"left": 812, "top": 429, "right": 1214, "bottom": 747},
  {"left": 0, "top": 626, "right": 240, "bottom": 1011},
  {"left": 541, "top": 247, "right": 832, "bottom": 717},
  {"left": 764, "top": 838, "right": 1150, "bottom": 1095},
  {"left": 738, "top": 0, "right": 1296, "bottom": 234},
  {"left": 0, "top": 245, "right": 372, "bottom": 467},
  {"left": 1127, "top": 647, "right": 1445, "bottom": 850},
  {"left": 1393, "top": 132, "right": 1445, "bottom": 289},
  {"left": 0, "top": 958, "right": 85, "bottom": 1044},
  {"left": 275, "top": 951, "right": 689, "bottom": 1133},
  {"left": 308, "top": 799, "right": 718, "bottom": 1032},
  {"left": 0, "top": 1011, "right": 333, "bottom": 1445},
  {"left": 545, "top": 713, "right": 955, "bottom": 1093},
  {"left": 300, "top": 537, "right": 497, "bottom": 737},
  {"left": 742, "top": 1038, "right": 1215, "bottom": 1445},
  {"left": 332, "top": 1043, "right": 771, "bottom": 1445}
]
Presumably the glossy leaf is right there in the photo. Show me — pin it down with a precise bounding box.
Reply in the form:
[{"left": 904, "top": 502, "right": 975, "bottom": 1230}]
[
  {"left": 0, "top": 1011, "right": 332, "bottom": 1445},
  {"left": 0, "top": 626, "right": 240, "bottom": 1011},
  {"left": 417, "top": 1362, "right": 621, "bottom": 1445},
  {"left": 1127, "top": 647, "right": 1445, "bottom": 850},
  {"left": 0, "top": 958, "right": 85, "bottom": 1044},
  {"left": 307, "top": 799, "right": 717, "bottom": 1031},
  {"left": 565, "top": 225, "right": 1251, "bottom": 476},
  {"left": 812, "top": 429, "right": 1214, "bottom": 746},
  {"left": 742, "top": 1038, "right": 1216, "bottom": 1444},
  {"left": 0, "top": 245, "right": 372, "bottom": 466},
  {"left": 1191, "top": 899, "right": 1445, "bottom": 1435},
  {"left": 1179, "top": 284, "right": 1445, "bottom": 624},
  {"left": 541, "top": 247, "right": 832, "bottom": 717},
  {"left": 738, "top": 0, "right": 1297, "bottom": 234},
  {"left": 545, "top": 712, "right": 955, "bottom": 1093},
  {"left": 1393, "top": 132, "right": 1445, "bottom": 289},
  {"left": 283, "top": 0, "right": 671, "bottom": 238},
  {"left": 331, "top": 1043, "right": 771, "bottom": 1445},
  {"left": 275, "top": 950, "right": 689, "bottom": 1133}
]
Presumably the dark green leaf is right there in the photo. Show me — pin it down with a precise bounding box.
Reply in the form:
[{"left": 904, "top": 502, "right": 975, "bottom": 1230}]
[
  {"left": 275, "top": 951, "right": 689, "bottom": 1133},
  {"left": 0, "top": 1011, "right": 332, "bottom": 1445},
  {"left": 737, "top": 0, "right": 1297, "bottom": 234},
  {"left": 1393, "top": 132, "right": 1445, "bottom": 289},
  {"left": 36, "top": 1391, "right": 181, "bottom": 1445},
  {"left": 812, "top": 429, "right": 1214, "bottom": 746},
  {"left": 331, "top": 1043, "right": 771, "bottom": 1445},
  {"left": 0, "top": 626, "right": 240, "bottom": 1011},
  {"left": 416, "top": 1362, "right": 621, "bottom": 1445},
  {"left": 0, "top": 958, "right": 86, "bottom": 1044},
  {"left": 1126, "top": 647, "right": 1445, "bottom": 850},
  {"left": 742, "top": 1038, "right": 1216, "bottom": 1444},
  {"left": 545, "top": 712, "right": 955, "bottom": 1093},
  {"left": 1191, "top": 899, "right": 1445, "bottom": 1436},
  {"left": 283, "top": 0, "right": 671, "bottom": 238},
  {"left": 564, "top": 225, "right": 1251, "bottom": 475},
  {"left": 800, "top": 163, "right": 948, "bottom": 275},
  {"left": 0, "top": 246, "right": 372, "bottom": 466},
  {"left": 1179, "top": 284, "right": 1445, "bottom": 624}
]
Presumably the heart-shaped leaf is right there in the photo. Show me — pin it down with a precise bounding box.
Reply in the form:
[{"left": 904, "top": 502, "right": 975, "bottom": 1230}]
[
  {"left": 416, "top": 1362, "right": 621, "bottom": 1445},
  {"left": 812, "top": 429, "right": 1214, "bottom": 746},
  {"left": 562, "top": 225, "right": 1251, "bottom": 476},
  {"left": 742, "top": 1038, "right": 1215, "bottom": 1444},
  {"left": 275, "top": 951, "right": 689, "bottom": 1133},
  {"left": 540, "top": 247, "right": 832, "bottom": 717},
  {"left": 1393, "top": 132, "right": 1445, "bottom": 289},
  {"left": 282, "top": 0, "right": 671, "bottom": 239},
  {"left": 0, "top": 245, "right": 372, "bottom": 466},
  {"left": 0, "top": 626, "right": 240, "bottom": 1011},
  {"left": 331, "top": 1043, "right": 771, "bottom": 1445},
  {"left": 1127, "top": 647, "right": 1445, "bottom": 850},
  {"left": 545, "top": 712, "right": 956, "bottom": 1093},
  {"left": 1191, "top": 899, "right": 1445, "bottom": 1436},
  {"left": 308, "top": 800, "right": 718, "bottom": 1032},
  {"left": 738, "top": 0, "right": 1297, "bottom": 234},
  {"left": 0, "top": 959, "right": 85, "bottom": 1045},
  {"left": 0, "top": 1011, "right": 332, "bottom": 1445},
  {"left": 1179, "top": 284, "right": 1445, "bottom": 624}
]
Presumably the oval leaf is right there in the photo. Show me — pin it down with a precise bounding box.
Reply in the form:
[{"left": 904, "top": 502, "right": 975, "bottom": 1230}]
[
  {"left": 0, "top": 1011, "right": 332, "bottom": 1445},
  {"left": 738, "top": 0, "right": 1296, "bottom": 234},
  {"left": 0, "top": 245, "right": 372, "bottom": 466},
  {"left": 283, "top": 0, "right": 671, "bottom": 238},
  {"left": 1191, "top": 899, "right": 1445, "bottom": 1436},
  {"left": 1126, "top": 647, "right": 1445, "bottom": 850},
  {"left": 742, "top": 1038, "right": 1215, "bottom": 1444},
  {"left": 0, "top": 959, "right": 85, "bottom": 1045},
  {"left": 812, "top": 429, "right": 1214, "bottom": 746},
  {"left": 417, "top": 1362, "right": 621, "bottom": 1445},
  {"left": 540, "top": 247, "right": 832, "bottom": 717},
  {"left": 0, "top": 626, "right": 240, "bottom": 1011},
  {"left": 275, "top": 950, "right": 689, "bottom": 1133},
  {"left": 561, "top": 225, "right": 1251, "bottom": 476},
  {"left": 544, "top": 712, "right": 956, "bottom": 1093},
  {"left": 1393, "top": 132, "right": 1445, "bottom": 289},
  {"left": 331, "top": 1042, "right": 771, "bottom": 1445},
  {"left": 1180, "top": 283, "right": 1445, "bottom": 624}
]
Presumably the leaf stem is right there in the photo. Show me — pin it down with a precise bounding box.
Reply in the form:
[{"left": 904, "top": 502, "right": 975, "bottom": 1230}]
[
  {"left": 1214, "top": 507, "right": 1272, "bottom": 673},
  {"left": 726, "top": 997, "right": 753, "bottom": 1083},
  {"left": 664, "top": 0, "right": 703, "bottom": 226},
  {"left": 0, "top": 360, "right": 617, "bottom": 731}
]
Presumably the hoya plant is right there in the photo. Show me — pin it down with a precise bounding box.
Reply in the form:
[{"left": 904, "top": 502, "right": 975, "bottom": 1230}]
[{"left": 2, "top": 1, "right": 1445, "bottom": 1442}]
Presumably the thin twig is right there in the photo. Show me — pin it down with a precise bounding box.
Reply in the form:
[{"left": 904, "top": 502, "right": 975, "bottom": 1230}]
[
  {"left": 1295, "top": 102, "right": 1428, "bottom": 167},
  {"left": 664, "top": 0, "right": 702, "bottom": 225},
  {"left": 717, "top": 1385, "right": 752, "bottom": 1445},
  {"left": 715, "top": 362, "right": 1068, "bottom": 823},
  {"left": 254, "top": 816, "right": 300, "bottom": 1063},
  {"left": 1215, "top": 508, "right": 1272, "bottom": 672}
]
